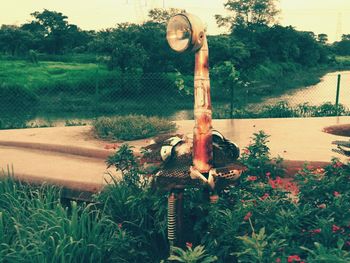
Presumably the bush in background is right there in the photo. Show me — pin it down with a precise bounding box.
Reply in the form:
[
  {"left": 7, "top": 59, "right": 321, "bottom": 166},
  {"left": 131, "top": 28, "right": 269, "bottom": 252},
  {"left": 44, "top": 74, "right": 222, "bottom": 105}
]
[{"left": 92, "top": 115, "right": 176, "bottom": 140}]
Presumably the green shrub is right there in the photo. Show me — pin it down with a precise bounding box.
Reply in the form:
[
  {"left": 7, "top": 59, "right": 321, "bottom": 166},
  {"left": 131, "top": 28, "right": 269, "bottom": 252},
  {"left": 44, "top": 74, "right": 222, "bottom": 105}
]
[
  {"left": 0, "top": 174, "right": 138, "bottom": 263},
  {"left": 259, "top": 101, "right": 298, "bottom": 118},
  {"left": 0, "top": 117, "right": 54, "bottom": 130},
  {"left": 100, "top": 144, "right": 169, "bottom": 262},
  {"left": 168, "top": 245, "right": 217, "bottom": 263},
  {"left": 65, "top": 119, "right": 87, "bottom": 126},
  {"left": 92, "top": 115, "right": 176, "bottom": 140},
  {"left": 222, "top": 101, "right": 350, "bottom": 119}
]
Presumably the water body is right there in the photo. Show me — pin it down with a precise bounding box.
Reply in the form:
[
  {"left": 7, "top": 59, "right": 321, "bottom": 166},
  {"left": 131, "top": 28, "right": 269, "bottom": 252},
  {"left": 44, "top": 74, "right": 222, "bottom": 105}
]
[{"left": 258, "top": 71, "right": 350, "bottom": 108}]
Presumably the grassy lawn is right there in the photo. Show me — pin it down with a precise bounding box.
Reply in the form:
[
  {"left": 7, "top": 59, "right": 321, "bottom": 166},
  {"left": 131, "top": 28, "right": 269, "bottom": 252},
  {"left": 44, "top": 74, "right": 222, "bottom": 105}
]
[{"left": 0, "top": 59, "right": 110, "bottom": 90}]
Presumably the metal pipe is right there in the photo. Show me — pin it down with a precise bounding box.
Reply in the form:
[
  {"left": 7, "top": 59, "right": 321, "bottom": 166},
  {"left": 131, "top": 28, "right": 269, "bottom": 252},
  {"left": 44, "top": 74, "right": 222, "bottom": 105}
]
[
  {"left": 193, "top": 35, "right": 213, "bottom": 174},
  {"left": 336, "top": 74, "right": 341, "bottom": 115}
]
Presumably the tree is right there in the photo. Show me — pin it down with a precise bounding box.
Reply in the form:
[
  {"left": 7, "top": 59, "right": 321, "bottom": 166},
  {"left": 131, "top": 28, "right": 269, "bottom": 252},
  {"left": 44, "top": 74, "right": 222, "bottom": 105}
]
[
  {"left": 21, "top": 21, "right": 46, "bottom": 51},
  {"left": 255, "top": 25, "right": 300, "bottom": 62},
  {"left": 30, "top": 9, "right": 69, "bottom": 53},
  {"left": 317, "top": 33, "right": 328, "bottom": 44},
  {"left": 211, "top": 61, "right": 241, "bottom": 100},
  {"left": 27, "top": 9, "right": 87, "bottom": 54},
  {"left": 341, "top": 34, "right": 350, "bottom": 41},
  {"left": 0, "top": 25, "right": 33, "bottom": 56},
  {"left": 148, "top": 8, "right": 186, "bottom": 25},
  {"left": 91, "top": 23, "right": 148, "bottom": 72},
  {"left": 296, "top": 31, "right": 321, "bottom": 66},
  {"left": 208, "top": 35, "right": 250, "bottom": 67},
  {"left": 333, "top": 39, "right": 350, "bottom": 56},
  {"left": 215, "top": 0, "right": 280, "bottom": 30}
]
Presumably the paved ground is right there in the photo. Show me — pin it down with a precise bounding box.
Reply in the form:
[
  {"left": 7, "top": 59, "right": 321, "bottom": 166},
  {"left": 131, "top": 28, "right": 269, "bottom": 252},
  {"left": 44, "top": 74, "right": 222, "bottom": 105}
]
[{"left": 0, "top": 116, "right": 349, "bottom": 195}]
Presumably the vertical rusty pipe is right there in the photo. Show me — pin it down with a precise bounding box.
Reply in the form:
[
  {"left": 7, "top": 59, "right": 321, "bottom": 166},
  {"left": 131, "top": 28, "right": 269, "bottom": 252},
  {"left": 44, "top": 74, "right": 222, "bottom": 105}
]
[{"left": 193, "top": 35, "right": 213, "bottom": 173}]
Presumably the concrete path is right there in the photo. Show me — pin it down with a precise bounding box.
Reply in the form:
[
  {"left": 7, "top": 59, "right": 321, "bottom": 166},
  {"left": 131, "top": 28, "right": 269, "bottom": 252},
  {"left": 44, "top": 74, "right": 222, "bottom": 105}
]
[{"left": 0, "top": 117, "right": 349, "bottom": 197}]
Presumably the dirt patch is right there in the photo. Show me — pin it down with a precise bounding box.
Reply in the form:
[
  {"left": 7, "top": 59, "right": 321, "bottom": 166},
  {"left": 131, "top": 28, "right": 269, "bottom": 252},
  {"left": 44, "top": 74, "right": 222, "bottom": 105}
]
[{"left": 323, "top": 124, "right": 350, "bottom": 137}]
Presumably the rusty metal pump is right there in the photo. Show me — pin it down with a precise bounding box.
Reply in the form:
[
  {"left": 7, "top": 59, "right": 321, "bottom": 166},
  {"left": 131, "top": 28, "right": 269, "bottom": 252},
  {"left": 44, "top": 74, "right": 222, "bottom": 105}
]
[{"left": 144, "top": 13, "right": 246, "bottom": 248}]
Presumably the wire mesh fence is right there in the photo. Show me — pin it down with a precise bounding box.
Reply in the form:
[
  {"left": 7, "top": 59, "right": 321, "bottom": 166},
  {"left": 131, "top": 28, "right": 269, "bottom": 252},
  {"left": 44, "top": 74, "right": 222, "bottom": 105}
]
[
  {"left": 0, "top": 70, "right": 350, "bottom": 128},
  {"left": 250, "top": 71, "right": 350, "bottom": 109}
]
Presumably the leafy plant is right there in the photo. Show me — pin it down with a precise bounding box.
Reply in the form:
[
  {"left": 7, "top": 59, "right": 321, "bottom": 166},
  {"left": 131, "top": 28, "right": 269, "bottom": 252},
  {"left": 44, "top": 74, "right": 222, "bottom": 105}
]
[
  {"left": 0, "top": 174, "right": 137, "bottom": 263},
  {"left": 301, "top": 241, "right": 350, "bottom": 262},
  {"left": 234, "top": 227, "right": 286, "bottom": 263},
  {"left": 168, "top": 245, "right": 217, "bottom": 263},
  {"left": 92, "top": 115, "right": 176, "bottom": 140},
  {"left": 100, "top": 144, "right": 169, "bottom": 262}
]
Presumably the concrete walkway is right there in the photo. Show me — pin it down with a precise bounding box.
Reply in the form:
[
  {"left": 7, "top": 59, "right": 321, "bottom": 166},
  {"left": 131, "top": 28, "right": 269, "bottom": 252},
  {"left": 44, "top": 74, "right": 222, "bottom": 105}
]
[{"left": 0, "top": 117, "right": 349, "bottom": 197}]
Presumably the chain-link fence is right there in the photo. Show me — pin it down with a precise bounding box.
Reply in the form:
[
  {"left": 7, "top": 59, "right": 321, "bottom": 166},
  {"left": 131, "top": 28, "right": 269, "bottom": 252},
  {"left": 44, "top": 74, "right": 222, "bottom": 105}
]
[
  {"left": 0, "top": 71, "right": 350, "bottom": 127},
  {"left": 251, "top": 71, "right": 350, "bottom": 109}
]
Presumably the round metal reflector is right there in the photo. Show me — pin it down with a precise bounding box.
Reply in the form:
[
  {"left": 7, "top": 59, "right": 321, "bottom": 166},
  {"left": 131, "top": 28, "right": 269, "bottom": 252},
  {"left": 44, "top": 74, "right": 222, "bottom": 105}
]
[{"left": 166, "top": 14, "right": 192, "bottom": 53}]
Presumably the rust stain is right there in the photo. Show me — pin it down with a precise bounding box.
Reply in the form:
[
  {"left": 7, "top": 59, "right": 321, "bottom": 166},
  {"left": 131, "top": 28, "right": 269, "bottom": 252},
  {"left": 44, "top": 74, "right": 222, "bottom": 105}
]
[
  {"left": 193, "top": 35, "right": 213, "bottom": 173},
  {"left": 193, "top": 113, "right": 213, "bottom": 173}
]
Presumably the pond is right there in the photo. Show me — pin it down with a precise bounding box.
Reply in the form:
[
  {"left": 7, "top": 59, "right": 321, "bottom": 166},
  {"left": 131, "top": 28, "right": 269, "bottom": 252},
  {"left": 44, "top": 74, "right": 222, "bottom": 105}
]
[{"left": 257, "top": 71, "right": 350, "bottom": 108}]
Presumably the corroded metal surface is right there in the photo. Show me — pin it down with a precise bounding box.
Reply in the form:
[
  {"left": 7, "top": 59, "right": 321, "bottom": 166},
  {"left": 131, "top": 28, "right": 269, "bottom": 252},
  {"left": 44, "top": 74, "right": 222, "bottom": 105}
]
[
  {"left": 193, "top": 36, "right": 213, "bottom": 173},
  {"left": 154, "top": 162, "right": 245, "bottom": 191}
]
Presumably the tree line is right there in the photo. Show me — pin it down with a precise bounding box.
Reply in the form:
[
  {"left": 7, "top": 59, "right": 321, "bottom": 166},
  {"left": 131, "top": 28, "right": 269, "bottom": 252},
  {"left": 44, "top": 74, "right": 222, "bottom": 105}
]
[{"left": 0, "top": 1, "right": 350, "bottom": 76}]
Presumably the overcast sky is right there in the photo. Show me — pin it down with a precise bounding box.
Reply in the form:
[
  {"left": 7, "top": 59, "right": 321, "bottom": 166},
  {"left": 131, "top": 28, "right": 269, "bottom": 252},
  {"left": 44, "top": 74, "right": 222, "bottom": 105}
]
[{"left": 1, "top": 0, "right": 349, "bottom": 42}]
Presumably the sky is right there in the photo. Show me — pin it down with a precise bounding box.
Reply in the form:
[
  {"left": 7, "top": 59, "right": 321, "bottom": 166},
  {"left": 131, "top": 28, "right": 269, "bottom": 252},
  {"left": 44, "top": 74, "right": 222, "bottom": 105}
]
[{"left": 1, "top": 0, "right": 349, "bottom": 43}]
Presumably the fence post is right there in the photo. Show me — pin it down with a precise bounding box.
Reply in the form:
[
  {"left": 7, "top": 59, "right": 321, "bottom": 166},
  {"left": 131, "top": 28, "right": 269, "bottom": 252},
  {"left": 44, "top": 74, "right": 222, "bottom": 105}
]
[
  {"left": 230, "top": 85, "right": 234, "bottom": 118},
  {"left": 335, "top": 74, "right": 341, "bottom": 115}
]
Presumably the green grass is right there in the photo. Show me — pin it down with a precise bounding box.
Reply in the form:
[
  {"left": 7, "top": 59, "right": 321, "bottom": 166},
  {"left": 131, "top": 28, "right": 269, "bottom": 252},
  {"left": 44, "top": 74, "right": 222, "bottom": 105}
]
[
  {"left": 335, "top": 56, "right": 350, "bottom": 67},
  {"left": 92, "top": 115, "right": 177, "bottom": 141},
  {"left": 0, "top": 173, "right": 136, "bottom": 263},
  {"left": 0, "top": 59, "right": 111, "bottom": 91}
]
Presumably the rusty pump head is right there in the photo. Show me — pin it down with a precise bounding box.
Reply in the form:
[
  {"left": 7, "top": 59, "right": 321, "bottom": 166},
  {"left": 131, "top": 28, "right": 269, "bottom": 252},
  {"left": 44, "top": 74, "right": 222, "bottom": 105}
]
[{"left": 167, "top": 13, "right": 213, "bottom": 175}]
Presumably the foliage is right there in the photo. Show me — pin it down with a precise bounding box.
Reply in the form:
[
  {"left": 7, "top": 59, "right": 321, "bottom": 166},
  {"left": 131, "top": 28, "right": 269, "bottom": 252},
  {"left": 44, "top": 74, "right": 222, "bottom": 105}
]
[
  {"left": 99, "top": 144, "right": 169, "bottom": 262},
  {"left": 2, "top": 131, "right": 350, "bottom": 261},
  {"left": 0, "top": 59, "right": 108, "bottom": 91},
  {"left": 211, "top": 61, "right": 243, "bottom": 100},
  {"left": 216, "top": 0, "right": 280, "bottom": 29},
  {"left": 64, "top": 119, "right": 87, "bottom": 126},
  {"left": 214, "top": 101, "right": 349, "bottom": 119},
  {"left": 168, "top": 245, "right": 217, "bottom": 263},
  {"left": 335, "top": 56, "right": 350, "bottom": 67},
  {"left": 92, "top": 115, "right": 176, "bottom": 141},
  {"left": 0, "top": 25, "right": 34, "bottom": 56},
  {"left": 147, "top": 8, "right": 186, "bottom": 25},
  {"left": 333, "top": 39, "right": 350, "bottom": 56},
  {"left": 100, "top": 135, "right": 350, "bottom": 262},
  {"left": 0, "top": 174, "right": 136, "bottom": 263},
  {"left": 23, "top": 9, "right": 90, "bottom": 54}
]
